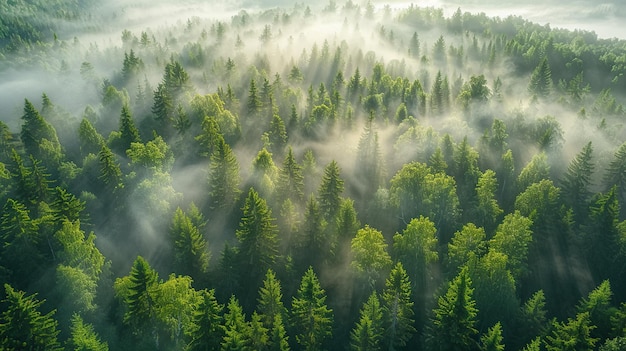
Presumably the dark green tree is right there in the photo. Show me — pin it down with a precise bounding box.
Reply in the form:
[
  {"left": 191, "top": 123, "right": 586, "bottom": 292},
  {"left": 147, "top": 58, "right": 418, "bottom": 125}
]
[
  {"left": 120, "top": 256, "right": 160, "bottom": 341},
  {"left": 382, "top": 262, "right": 415, "bottom": 350},
  {"left": 20, "top": 99, "right": 62, "bottom": 163},
  {"left": 78, "top": 118, "right": 105, "bottom": 156},
  {"left": 221, "top": 295, "right": 250, "bottom": 351},
  {"left": 257, "top": 269, "right": 287, "bottom": 329},
  {"left": 529, "top": 57, "right": 552, "bottom": 96},
  {"left": 560, "top": 141, "right": 594, "bottom": 224},
  {"left": 0, "top": 284, "right": 62, "bottom": 351},
  {"left": 291, "top": 267, "right": 333, "bottom": 351},
  {"left": 247, "top": 79, "right": 262, "bottom": 116},
  {"left": 170, "top": 207, "right": 209, "bottom": 280},
  {"left": 208, "top": 137, "right": 241, "bottom": 212},
  {"left": 117, "top": 104, "right": 141, "bottom": 152},
  {"left": 236, "top": 188, "right": 278, "bottom": 301},
  {"left": 317, "top": 160, "right": 344, "bottom": 222},
  {"left": 275, "top": 147, "right": 304, "bottom": 205}
]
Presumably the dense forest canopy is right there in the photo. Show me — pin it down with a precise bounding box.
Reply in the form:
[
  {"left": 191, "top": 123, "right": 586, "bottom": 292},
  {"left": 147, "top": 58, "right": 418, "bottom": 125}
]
[{"left": 2, "top": 0, "right": 626, "bottom": 350}]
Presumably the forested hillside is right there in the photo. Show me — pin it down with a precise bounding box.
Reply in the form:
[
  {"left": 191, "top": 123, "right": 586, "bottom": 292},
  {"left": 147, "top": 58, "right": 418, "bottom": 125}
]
[{"left": 2, "top": 1, "right": 626, "bottom": 350}]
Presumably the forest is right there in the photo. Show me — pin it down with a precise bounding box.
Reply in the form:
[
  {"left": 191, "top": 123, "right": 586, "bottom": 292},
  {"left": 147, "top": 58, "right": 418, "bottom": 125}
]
[{"left": 2, "top": 0, "right": 626, "bottom": 350}]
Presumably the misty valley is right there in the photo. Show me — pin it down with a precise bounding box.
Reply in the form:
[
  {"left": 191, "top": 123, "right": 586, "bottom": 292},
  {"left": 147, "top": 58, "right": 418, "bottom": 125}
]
[{"left": 2, "top": 0, "right": 626, "bottom": 350}]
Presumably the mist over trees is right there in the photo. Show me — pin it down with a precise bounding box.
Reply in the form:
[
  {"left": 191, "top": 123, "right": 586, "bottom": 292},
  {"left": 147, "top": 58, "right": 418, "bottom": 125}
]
[{"left": 2, "top": 0, "right": 626, "bottom": 350}]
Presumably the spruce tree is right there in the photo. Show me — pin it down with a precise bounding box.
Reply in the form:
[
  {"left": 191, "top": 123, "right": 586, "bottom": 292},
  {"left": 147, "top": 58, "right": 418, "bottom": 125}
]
[
  {"left": 276, "top": 147, "right": 304, "bottom": 204},
  {"left": 350, "top": 292, "right": 383, "bottom": 351},
  {"left": 0, "top": 284, "right": 62, "bottom": 351},
  {"left": 528, "top": 57, "right": 552, "bottom": 96},
  {"left": 427, "top": 267, "right": 479, "bottom": 351},
  {"left": 317, "top": 160, "right": 344, "bottom": 222},
  {"left": 170, "top": 207, "right": 209, "bottom": 280},
  {"left": 382, "top": 262, "right": 415, "bottom": 350},
  {"left": 186, "top": 289, "right": 223, "bottom": 351},
  {"left": 560, "top": 141, "right": 594, "bottom": 224},
  {"left": 208, "top": 137, "right": 241, "bottom": 212},
  {"left": 291, "top": 267, "right": 333, "bottom": 351}
]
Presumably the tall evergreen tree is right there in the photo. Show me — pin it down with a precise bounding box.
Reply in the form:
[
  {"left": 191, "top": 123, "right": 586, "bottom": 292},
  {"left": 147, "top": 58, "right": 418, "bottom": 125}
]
[
  {"left": 291, "top": 267, "right": 333, "bottom": 351},
  {"left": 247, "top": 79, "right": 262, "bottom": 116},
  {"left": 118, "top": 104, "right": 141, "bottom": 152},
  {"left": 529, "top": 57, "right": 552, "bottom": 96},
  {"left": 20, "top": 98, "right": 62, "bottom": 163},
  {"left": 170, "top": 207, "right": 209, "bottom": 280},
  {"left": 120, "top": 256, "right": 160, "bottom": 340},
  {"left": 67, "top": 314, "right": 109, "bottom": 351},
  {"left": 544, "top": 312, "right": 598, "bottom": 351},
  {"left": 0, "top": 284, "right": 62, "bottom": 351},
  {"left": 382, "top": 262, "right": 415, "bottom": 350},
  {"left": 186, "top": 289, "right": 223, "bottom": 351},
  {"left": 208, "top": 137, "right": 241, "bottom": 212},
  {"left": 275, "top": 147, "right": 304, "bottom": 205},
  {"left": 317, "top": 160, "right": 344, "bottom": 222},
  {"left": 221, "top": 295, "right": 250, "bottom": 351},
  {"left": 427, "top": 267, "right": 479, "bottom": 351},
  {"left": 350, "top": 292, "right": 384, "bottom": 351},
  {"left": 560, "top": 141, "right": 594, "bottom": 224},
  {"left": 257, "top": 269, "right": 287, "bottom": 329},
  {"left": 236, "top": 188, "right": 278, "bottom": 302}
]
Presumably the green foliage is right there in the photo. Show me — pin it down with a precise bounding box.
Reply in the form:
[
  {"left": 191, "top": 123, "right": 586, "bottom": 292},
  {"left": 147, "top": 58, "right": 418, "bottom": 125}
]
[
  {"left": 351, "top": 225, "right": 392, "bottom": 286},
  {"left": 427, "top": 267, "right": 478, "bottom": 351},
  {"left": 545, "top": 312, "right": 598, "bottom": 351},
  {"left": 447, "top": 223, "right": 487, "bottom": 273},
  {"left": 382, "top": 262, "right": 415, "bottom": 349},
  {"left": 186, "top": 289, "right": 223, "bottom": 351},
  {"left": 0, "top": 284, "right": 62, "bottom": 351},
  {"left": 350, "top": 292, "right": 383, "bottom": 351},
  {"left": 67, "top": 314, "right": 109, "bottom": 351},
  {"left": 480, "top": 322, "right": 505, "bottom": 351},
  {"left": 318, "top": 160, "right": 344, "bottom": 222},
  {"left": 291, "top": 267, "right": 333, "bottom": 351},
  {"left": 208, "top": 137, "right": 241, "bottom": 212},
  {"left": 170, "top": 207, "right": 209, "bottom": 279},
  {"left": 489, "top": 211, "right": 533, "bottom": 280},
  {"left": 529, "top": 57, "right": 552, "bottom": 96}
]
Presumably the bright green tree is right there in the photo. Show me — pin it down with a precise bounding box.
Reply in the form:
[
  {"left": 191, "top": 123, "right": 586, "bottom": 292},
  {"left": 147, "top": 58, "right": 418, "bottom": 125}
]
[
  {"left": 350, "top": 292, "right": 384, "bottom": 351},
  {"left": 447, "top": 223, "right": 487, "bottom": 273},
  {"left": 427, "top": 267, "right": 479, "bottom": 351},
  {"left": 67, "top": 314, "right": 109, "bottom": 351},
  {"left": 291, "top": 267, "right": 333, "bottom": 351},
  {"left": 480, "top": 322, "right": 505, "bottom": 351},
  {"left": 489, "top": 211, "right": 533, "bottom": 280},
  {"left": 0, "top": 284, "right": 62, "bottom": 351},
  {"left": 529, "top": 57, "right": 552, "bottom": 96},
  {"left": 544, "top": 312, "right": 598, "bottom": 351},
  {"left": 351, "top": 225, "right": 392, "bottom": 288},
  {"left": 275, "top": 147, "right": 304, "bottom": 205},
  {"left": 186, "top": 289, "right": 223, "bottom": 351},
  {"left": 221, "top": 295, "right": 250, "bottom": 351}
]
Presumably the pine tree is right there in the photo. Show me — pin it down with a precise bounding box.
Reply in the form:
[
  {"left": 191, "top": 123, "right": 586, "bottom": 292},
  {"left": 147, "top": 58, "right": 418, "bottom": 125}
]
[
  {"left": 118, "top": 104, "right": 141, "bottom": 152},
  {"left": 0, "top": 284, "right": 62, "bottom": 351},
  {"left": 291, "top": 267, "right": 333, "bottom": 351},
  {"left": 427, "top": 267, "right": 479, "bottom": 351},
  {"left": 170, "top": 207, "right": 209, "bottom": 280},
  {"left": 297, "top": 195, "right": 328, "bottom": 270},
  {"left": 97, "top": 145, "right": 122, "bottom": 189},
  {"left": 257, "top": 269, "right": 287, "bottom": 329},
  {"left": 480, "top": 322, "right": 505, "bottom": 351},
  {"left": 529, "top": 57, "right": 552, "bottom": 96},
  {"left": 268, "top": 114, "right": 287, "bottom": 154},
  {"left": 20, "top": 99, "right": 62, "bottom": 162},
  {"left": 560, "top": 141, "right": 594, "bottom": 224},
  {"left": 221, "top": 296, "right": 250, "bottom": 351},
  {"left": 350, "top": 292, "right": 384, "bottom": 351},
  {"left": 67, "top": 314, "right": 109, "bottom": 351},
  {"left": 382, "top": 262, "right": 415, "bottom": 350},
  {"left": 318, "top": 160, "right": 344, "bottom": 222},
  {"left": 275, "top": 147, "right": 304, "bottom": 204},
  {"left": 186, "top": 289, "right": 224, "bottom": 351},
  {"left": 236, "top": 188, "right": 278, "bottom": 301},
  {"left": 247, "top": 79, "right": 262, "bottom": 116},
  {"left": 122, "top": 256, "right": 160, "bottom": 337},
  {"left": 208, "top": 137, "right": 241, "bottom": 212},
  {"left": 545, "top": 312, "right": 598, "bottom": 351}
]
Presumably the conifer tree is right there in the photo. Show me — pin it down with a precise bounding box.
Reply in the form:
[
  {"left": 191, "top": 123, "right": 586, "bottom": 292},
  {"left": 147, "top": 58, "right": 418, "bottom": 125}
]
[
  {"left": 78, "top": 118, "right": 105, "bottom": 156},
  {"left": 382, "top": 262, "right": 415, "bottom": 350},
  {"left": 97, "top": 144, "right": 122, "bottom": 189},
  {"left": 170, "top": 207, "right": 209, "bottom": 280},
  {"left": 268, "top": 114, "right": 287, "bottom": 154},
  {"left": 545, "top": 312, "right": 598, "bottom": 351},
  {"left": 480, "top": 322, "right": 505, "bottom": 351},
  {"left": 427, "top": 267, "right": 479, "bottom": 351},
  {"left": 317, "top": 160, "right": 344, "bottom": 222},
  {"left": 20, "top": 98, "right": 62, "bottom": 162},
  {"left": 121, "top": 256, "right": 160, "bottom": 338},
  {"left": 247, "top": 78, "right": 262, "bottom": 116},
  {"left": 560, "top": 141, "right": 594, "bottom": 224},
  {"left": 0, "top": 284, "right": 62, "bottom": 351},
  {"left": 196, "top": 116, "right": 223, "bottom": 158},
  {"left": 186, "top": 289, "right": 223, "bottom": 351},
  {"left": 221, "top": 296, "right": 250, "bottom": 351},
  {"left": 208, "top": 137, "right": 241, "bottom": 212},
  {"left": 350, "top": 292, "right": 384, "bottom": 351},
  {"left": 67, "top": 314, "right": 109, "bottom": 351},
  {"left": 236, "top": 188, "right": 278, "bottom": 299},
  {"left": 529, "top": 57, "right": 552, "bottom": 96},
  {"left": 276, "top": 147, "right": 304, "bottom": 204},
  {"left": 291, "top": 267, "right": 333, "bottom": 351},
  {"left": 118, "top": 104, "right": 141, "bottom": 152}
]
